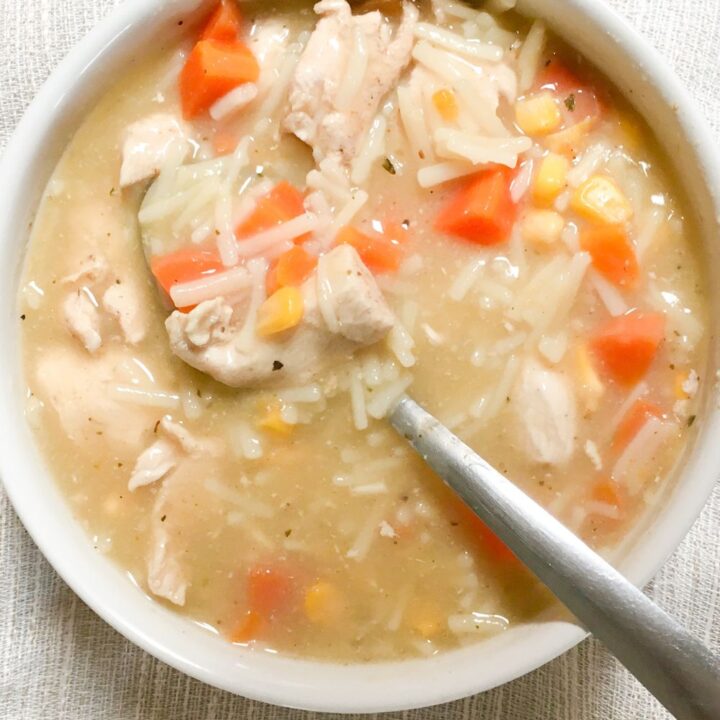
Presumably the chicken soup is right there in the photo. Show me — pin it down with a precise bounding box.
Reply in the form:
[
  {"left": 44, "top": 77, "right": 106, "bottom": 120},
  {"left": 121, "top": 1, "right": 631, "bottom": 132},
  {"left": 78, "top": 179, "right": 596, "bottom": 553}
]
[{"left": 19, "top": 0, "right": 707, "bottom": 661}]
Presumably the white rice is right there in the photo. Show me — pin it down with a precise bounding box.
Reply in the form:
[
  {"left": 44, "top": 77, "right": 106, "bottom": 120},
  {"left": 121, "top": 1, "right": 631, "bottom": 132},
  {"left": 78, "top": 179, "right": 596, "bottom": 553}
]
[
  {"left": 398, "top": 82, "right": 433, "bottom": 163},
  {"left": 181, "top": 389, "right": 204, "bottom": 421},
  {"left": 349, "top": 367, "right": 369, "bottom": 431},
  {"left": 584, "top": 439, "right": 603, "bottom": 471},
  {"left": 433, "top": 127, "right": 532, "bottom": 168},
  {"left": 386, "top": 323, "right": 417, "bottom": 368},
  {"left": 346, "top": 501, "right": 388, "bottom": 560},
  {"left": 517, "top": 20, "right": 546, "bottom": 92},
  {"left": 316, "top": 253, "right": 340, "bottom": 332},
  {"left": 276, "top": 385, "right": 323, "bottom": 404},
  {"left": 447, "top": 612, "right": 509, "bottom": 635},
  {"left": 253, "top": 39, "right": 304, "bottom": 131},
  {"left": 236, "top": 213, "right": 319, "bottom": 258},
  {"left": 228, "top": 421, "right": 264, "bottom": 461},
  {"left": 327, "top": 190, "right": 369, "bottom": 239},
  {"left": 366, "top": 375, "right": 413, "bottom": 419},
  {"left": 351, "top": 114, "right": 387, "bottom": 185},
  {"left": 204, "top": 477, "right": 273, "bottom": 517},
  {"left": 538, "top": 332, "right": 567, "bottom": 364},
  {"left": 110, "top": 386, "right": 181, "bottom": 409},
  {"left": 351, "top": 482, "right": 389, "bottom": 496},
  {"left": 306, "top": 168, "right": 352, "bottom": 204},
  {"left": 414, "top": 22, "right": 503, "bottom": 62},
  {"left": 399, "top": 300, "right": 420, "bottom": 333},
  {"left": 636, "top": 205, "right": 666, "bottom": 260},
  {"left": 417, "top": 160, "right": 477, "bottom": 188},
  {"left": 589, "top": 269, "right": 628, "bottom": 317},
  {"left": 236, "top": 258, "right": 268, "bottom": 347},
  {"left": 169, "top": 266, "right": 252, "bottom": 309},
  {"left": 209, "top": 83, "right": 258, "bottom": 121},
  {"left": 510, "top": 158, "right": 534, "bottom": 202},
  {"left": 585, "top": 500, "right": 621, "bottom": 520},
  {"left": 362, "top": 355, "right": 384, "bottom": 387},
  {"left": 566, "top": 143, "right": 611, "bottom": 188},
  {"left": 468, "top": 354, "right": 520, "bottom": 424}
]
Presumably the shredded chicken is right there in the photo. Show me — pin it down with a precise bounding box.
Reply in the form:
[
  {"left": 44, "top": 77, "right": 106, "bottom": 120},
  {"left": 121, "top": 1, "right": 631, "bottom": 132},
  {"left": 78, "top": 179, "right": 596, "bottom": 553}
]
[
  {"left": 102, "top": 281, "right": 147, "bottom": 344},
  {"left": 159, "top": 417, "right": 222, "bottom": 457},
  {"left": 514, "top": 359, "right": 577, "bottom": 465},
  {"left": 63, "top": 289, "right": 102, "bottom": 353},
  {"left": 35, "top": 347, "right": 153, "bottom": 448},
  {"left": 129, "top": 438, "right": 178, "bottom": 491},
  {"left": 119, "top": 113, "right": 188, "bottom": 187},
  {"left": 166, "top": 245, "right": 395, "bottom": 388},
  {"left": 284, "top": 0, "right": 418, "bottom": 165},
  {"left": 61, "top": 253, "right": 109, "bottom": 285}
]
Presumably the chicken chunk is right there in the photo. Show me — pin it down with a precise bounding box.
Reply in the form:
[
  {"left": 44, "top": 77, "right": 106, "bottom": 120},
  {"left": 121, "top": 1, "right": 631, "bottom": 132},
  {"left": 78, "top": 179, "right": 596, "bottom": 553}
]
[
  {"left": 61, "top": 253, "right": 109, "bottom": 285},
  {"left": 34, "top": 346, "right": 154, "bottom": 448},
  {"left": 63, "top": 289, "right": 102, "bottom": 353},
  {"left": 119, "top": 114, "right": 189, "bottom": 188},
  {"left": 129, "top": 438, "right": 178, "bottom": 491},
  {"left": 284, "top": 0, "right": 418, "bottom": 165},
  {"left": 514, "top": 359, "right": 577, "bottom": 465},
  {"left": 166, "top": 245, "right": 395, "bottom": 388},
  {"left": 102, "top": 281, "right": 147, "bottom": 345}
]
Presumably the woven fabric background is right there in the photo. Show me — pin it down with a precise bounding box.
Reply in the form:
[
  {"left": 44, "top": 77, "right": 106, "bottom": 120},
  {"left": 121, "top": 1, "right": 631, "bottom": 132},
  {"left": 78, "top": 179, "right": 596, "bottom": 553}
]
[{"left": 0, "top": 1, "right": 718, "bottom": 718}]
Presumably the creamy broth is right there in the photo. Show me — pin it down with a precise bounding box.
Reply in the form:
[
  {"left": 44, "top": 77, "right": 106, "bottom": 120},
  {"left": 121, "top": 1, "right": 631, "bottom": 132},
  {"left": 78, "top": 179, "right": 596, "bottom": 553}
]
[{"left": 19, "top": 0, "right": 706, "bottom": 661}]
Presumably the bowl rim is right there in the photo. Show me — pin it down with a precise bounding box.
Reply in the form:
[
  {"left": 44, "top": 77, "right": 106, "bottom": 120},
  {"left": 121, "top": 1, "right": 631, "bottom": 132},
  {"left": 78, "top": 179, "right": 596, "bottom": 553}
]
[{"left": 1, "top": 0, "right": 719, "bottom": 713}]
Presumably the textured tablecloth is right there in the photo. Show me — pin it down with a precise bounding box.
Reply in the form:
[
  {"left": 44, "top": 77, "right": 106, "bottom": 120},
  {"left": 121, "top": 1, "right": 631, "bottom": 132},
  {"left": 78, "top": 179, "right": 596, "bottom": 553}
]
[{"left": 0, "top": 1, "right": 718, "bottom": 718}]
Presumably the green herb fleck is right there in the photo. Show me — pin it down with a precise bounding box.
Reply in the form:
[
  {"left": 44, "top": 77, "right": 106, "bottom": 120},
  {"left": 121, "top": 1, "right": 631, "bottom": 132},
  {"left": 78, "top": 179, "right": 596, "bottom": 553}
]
[
  {"left": 564, "top": 94, "right": 576, "bottom": 112},
  {"left": 284, "top": 529, "right": 292, "bottom": 537},
  {"left": 382, "top": 157, "right": 396, "bottom": 175},
  {"left": 109, "top": 187, "right": 116, "bottom": 196},
  {"left": 688, "top": 415, "right": 697, "bottom": 427}
]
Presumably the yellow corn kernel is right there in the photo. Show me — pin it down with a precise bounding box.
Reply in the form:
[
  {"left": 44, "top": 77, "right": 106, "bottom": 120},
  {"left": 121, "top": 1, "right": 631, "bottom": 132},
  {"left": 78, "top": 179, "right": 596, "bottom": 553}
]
[
  {"left": 520, "top": 209, "right": 565, "bottom": 248},
  {"left": 406, "top": 599, "right": 443, "bottom": 639},
  {"left": 432, "top": 88, "right": 459, "bottom": 122},
  {"left": 515, "top": 92, "right": 563, "bottom": 136},
  {"left": 575, "top": 343, "right": 604, "bottom": 414},
  {"left": 304, "top": 581, "right": 344, "bottom": 624},
  {"left": 256, "top": 286, "right": 304, "bottom": 337},
  {"left": 258, "top": 403, "right": 293, "bottom": 435},
  {"left": 532, "top": 152, "right": 569, "bottom": 206},
  {"left": 571, "top": 175, "right": 633, "bottom": 225},
  {"left": 544, "top": 116, "right": 594, "bottom": 155},
  {"left": 674, "top": 372, "right": 690, "bottom": 400}
]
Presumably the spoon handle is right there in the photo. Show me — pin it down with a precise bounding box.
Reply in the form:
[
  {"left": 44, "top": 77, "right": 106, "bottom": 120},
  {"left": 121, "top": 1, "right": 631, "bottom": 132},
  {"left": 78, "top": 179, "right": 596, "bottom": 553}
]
[{"left": 390, "top": 395, "right": 720, "bottom": 720}]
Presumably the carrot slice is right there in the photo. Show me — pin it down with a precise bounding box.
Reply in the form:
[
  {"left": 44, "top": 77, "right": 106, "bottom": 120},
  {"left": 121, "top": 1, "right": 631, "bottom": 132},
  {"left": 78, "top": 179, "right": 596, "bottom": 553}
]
[
  {"left": 237, "top": 181, "right": 307, "bottom": 239},
  {"left": 229, "top": 609, "right": 265, "bottom": 643},
  {"left": 452, "top": 498, "right": 517, "bottom": 564},
  {"left": 246, "top": 563, "right": 297, "bottom": 617},
  {"left": 335, "top": 226, "right": 404, "bottom": 273},
  {"left": 590, "top": 311, "right": 666, "bottom": 385},
  {"left": 180, "top": 39, "right": 259, "bottom": 119},
  {"left": 580, "top": 224, "right": 640, "bottom": 288},
  {"left": 537, "top": 57, "right": 601, "bottom": 123},
  {"left": 434, "top": 167, "right": 516, "bottom": 245},
  {"left": 266, "top": 246, "right": 317, "bottom": 296},
  {"left": 591, "top": 478, "right": 623, "bottom": 507},
  {"left": 201, "top": 0, "right": 243, "bottom": 43},
  {"left": 613, "top": 400, "right": 664, "bottom": 452},
  {"left": 150, "top": 242, "right": 224, "bottom": 299}
]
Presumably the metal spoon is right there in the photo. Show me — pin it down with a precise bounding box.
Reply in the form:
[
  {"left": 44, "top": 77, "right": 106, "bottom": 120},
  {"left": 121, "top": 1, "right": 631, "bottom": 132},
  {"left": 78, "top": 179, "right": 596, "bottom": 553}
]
[{"left": 390, "top": 395, "right": 720, "bottom": 720}]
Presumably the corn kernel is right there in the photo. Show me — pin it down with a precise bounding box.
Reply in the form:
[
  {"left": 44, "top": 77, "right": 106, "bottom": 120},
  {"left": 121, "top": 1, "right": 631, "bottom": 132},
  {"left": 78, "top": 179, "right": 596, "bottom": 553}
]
[
  {"left": 304, "top": 581, "right": 344, "bottom": 624},
  {"left": 571, "top": 175, "right": 633, "bottom": 225},
  {"left": 258, "top": 403, "right": 293, "bottom": 435},
  {"left": 532, "top": 152, "right": 569, "bottom": 206},
  {"left": 515, "top": 92, "right": 562, "bottom": 136},
  {"left": 544, "top": 116, "right": 594, "bottom": 155},
  {"left": 575, "top": 343, "right": 604, "bottom": 414},
  {"left": 256, "top": 286, "right": 304, "bottom": 337},
  {"left": 674, "top": 372, "right": 690, "bottom": 400},
  {"left": 432, "top": 88, "right": 458, "bottom": 122},
  {"left": 520, "top": 209, "right": 564, "bottom": 248},
  {"left": 406, "top": 599, "right": 443, "bottom": 639}
]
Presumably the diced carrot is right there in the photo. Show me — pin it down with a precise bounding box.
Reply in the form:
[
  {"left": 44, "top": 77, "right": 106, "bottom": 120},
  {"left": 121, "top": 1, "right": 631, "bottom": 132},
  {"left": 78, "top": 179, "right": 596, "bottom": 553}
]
[
  {"left": 247, "top": 563, "right": 298, "bottom": 617},
  {"left": 580, "top": 225, "right": 640, "bottom": 288},
  {"left": 591, "top": 478, "right": 623, "bottom": 507},
  {"left": 613, "top": 400, "right": 664, "bottom": 452},
  {"left": 229, "top": 609, "right": 265, "bottom": 643},
  {"left": 590, "top": 311, "right": 666, "bottom": 385},
  {"left": 335, "top": 226, "right": 404, "bottom": 273},
  {"left": 201, "top": 0, "right": 243, "bottom": 43},
  {"left": 537, "top": 58, "right": 601, "bottom": 123},
  {"left": 434, "top": 167, "right": 517, "bottom": 246},
  {"left": 180, "top": 39, "right": 259, "bottom": 119},
  {"left": 237, "top": 181, "right": 307, "bottom": 239},
  {"left": 451, "top": 498, "right": 517, "bottom": 564},
  {"left": 150, "top": 242, "right": 224, "bottom": 302},
  {"left": 266, "top": 246, "right": 317, "bottom": 296}
]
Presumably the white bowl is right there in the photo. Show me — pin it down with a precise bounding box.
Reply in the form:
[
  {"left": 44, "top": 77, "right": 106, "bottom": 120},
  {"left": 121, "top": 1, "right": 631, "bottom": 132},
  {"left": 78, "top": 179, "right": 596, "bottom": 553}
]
[{"left": 1, "top": 0, "right": 718, "bottom": 712}]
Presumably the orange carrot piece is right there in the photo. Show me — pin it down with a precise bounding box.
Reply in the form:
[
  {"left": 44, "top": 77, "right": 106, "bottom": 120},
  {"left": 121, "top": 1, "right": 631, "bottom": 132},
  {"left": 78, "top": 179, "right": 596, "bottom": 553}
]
[
  {"left": 229, "top": 609, "right": 265, "bottom": 643},
  {"left": 537, "top": 58, "right": 601, "bottom": 122},
  {"left": 336, "top": 226, "right": 404, "bottom": 273},
  {"left": 613, "top": 400, "right": 664, "bottom": 452},
  {"left": 452, "top": 498, "right": 517, "bottom": 564},
  {"left": 201, "top": 0, "right": 243, "bottom": 43},
  {"left": 580, "top": 224, "right": 640, "bottom": 288},
  {"left": 247, "top": 563, "right": 297, "bottom": 617},
  {"left": 267, "top": 246, "right": 317, "bottom": 295},
  {"left": 434, "top": 167, "right": 517, "bottom": 245},
  {"left": 590, "top": 311, "right": 666, "bottom": 385},
  {"left": 213, "top": 129, "right": 240, "bottom": 155},
  {"left": 237, "top": 181, "right": 307, "bottom": 239},
  {"left": 150, "top": 242, "right": 224, "bottom": 302},
  {"left": 180, "top": 39, "right": 259, "bottom": 119},
  {"left": 591, "top": 478, "right": 623, "bottom": 507}
]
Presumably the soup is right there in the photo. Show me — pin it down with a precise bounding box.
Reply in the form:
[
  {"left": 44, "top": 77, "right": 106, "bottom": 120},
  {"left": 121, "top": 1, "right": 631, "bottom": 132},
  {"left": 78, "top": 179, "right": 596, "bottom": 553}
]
[{"left": 19, "top": 0, "right": 707, "bottom": 661}]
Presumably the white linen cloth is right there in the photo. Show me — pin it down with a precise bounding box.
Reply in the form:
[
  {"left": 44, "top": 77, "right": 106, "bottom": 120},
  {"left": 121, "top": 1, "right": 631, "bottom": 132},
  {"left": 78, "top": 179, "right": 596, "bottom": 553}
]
[{"left": 0, "top": 0, "right": 718, "bottom": 717}]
